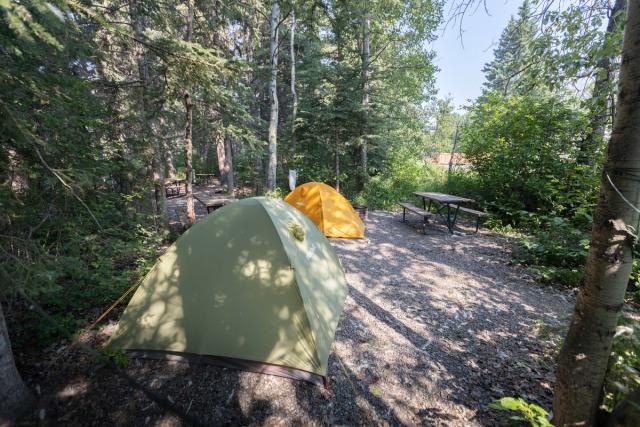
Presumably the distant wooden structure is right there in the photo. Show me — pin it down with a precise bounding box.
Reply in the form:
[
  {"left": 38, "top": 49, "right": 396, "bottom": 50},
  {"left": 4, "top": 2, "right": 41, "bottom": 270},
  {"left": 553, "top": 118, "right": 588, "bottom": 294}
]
[{"left": 431, "top": 152, "right": 469, "bottom": 167}]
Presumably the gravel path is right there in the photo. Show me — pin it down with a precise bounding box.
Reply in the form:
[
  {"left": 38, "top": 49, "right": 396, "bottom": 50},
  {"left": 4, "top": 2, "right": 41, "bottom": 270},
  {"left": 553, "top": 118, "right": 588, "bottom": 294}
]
[{"left": 25, "top": 210, "right": 574, "bottom": 426}]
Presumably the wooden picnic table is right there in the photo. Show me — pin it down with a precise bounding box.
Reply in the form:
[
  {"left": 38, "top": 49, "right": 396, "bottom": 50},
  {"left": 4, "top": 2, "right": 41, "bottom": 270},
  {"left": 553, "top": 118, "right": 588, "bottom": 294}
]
[
  {"left": 193, "top": 195, "right": 237, "bottom": 214},
  {"left": 413, "top": 192, "right": 475, "bottom": 233},
  {"left": 195, "top": 173, "right": 217, "bottom": 186},
  {"left": 165, "top": 179, "right": 187, "bottom": 198}
]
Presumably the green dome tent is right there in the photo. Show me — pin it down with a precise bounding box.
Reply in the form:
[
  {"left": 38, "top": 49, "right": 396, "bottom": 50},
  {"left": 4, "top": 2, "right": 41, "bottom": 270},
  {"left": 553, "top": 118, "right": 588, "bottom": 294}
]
[{"left": 108, "top": 197, "right": 348, "bottom": 385}]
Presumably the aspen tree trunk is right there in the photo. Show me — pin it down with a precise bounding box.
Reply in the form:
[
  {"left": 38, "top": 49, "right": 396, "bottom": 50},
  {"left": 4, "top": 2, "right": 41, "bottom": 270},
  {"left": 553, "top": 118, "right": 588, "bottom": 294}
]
[
  {"left": 448, "top": 123, "right": 460, "bottom": 184},
  {"left": 580, "top": 0, "right": 627, "bottom": 165},
  {"left": 335, "top": 139, "right": 340, "bottom": 192},
  {"left": 267, "top": 0, "right": 280, "bottom": 192},
  {"left": 215, "top": 131, "right": 228, "bottom": 187},
  {"left": 553, "top": 2, "right": 640, "bottom": 425},
  {"left": 130, "top": 0, "right": 167, "bottom": 224},
  {"left": 157, "top": 117, "right": 176, "bottom": 180},
  {"left": 163, "top": 139, "right": 176, "bottom": 180},
  {"left": 183, "top": 0, "right": 195, "bottom": 225},
  {"left": 290, "top": 9, "right": 298, "bottom": 158},
  {"left": 183, "top": 92, "right": 195, "bottom": 226},
  {"left": 0, "top": 303, "right": 32, "bottom": 422},
  {"left": 225, "top": 137, "right": 235, "bottom": 192},
  {"left": 215, "top": 132, "right": 234, "bottom": 191},
  {"left": 359, "top": 11, "right": 370, "bottom": 191}
]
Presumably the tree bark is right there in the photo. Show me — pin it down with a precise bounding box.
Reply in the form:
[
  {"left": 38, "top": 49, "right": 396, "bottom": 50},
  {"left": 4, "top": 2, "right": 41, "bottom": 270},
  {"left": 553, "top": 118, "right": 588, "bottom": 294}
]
[
  {"left": 266, "top": 0, "right": 280, "bottom": 192},
  {"left": 290, "top": 9, "right": 298, "bottom": 159},
  {"left": 156, "top": 117, "right": 176, "bottom": 180},
  {"left": 0, "top": 303, "right": 32, "bottom": 422},
  {"left": 358, "top": 11, "right": 370, "bottom": 191},
  {"left": 215, "top": 132, "right": 234, "bottom": 191},
  {"left": 183, "top": 0, "right": 195, "bottom": 226},
  {"left": 579, "top": 0, "right": 627, "bottom": 166},
  {"left": 183, "top": 91, "right": 195, "bottom": 226},
  {"left": 225, "top": 137, "right": 235, "bottom": 192},
  {"left": 215, "top": 131, "right": 228, "bottom": 187},
  {"left": 448, "top": 122, "right": 460, "bottom": 183},
  {"left": 162, "top": 138, "right": 176, "bottom": 180},
  {"left": 553, "top": 2, "right": 640, "bottom": 425},
  {"left": 130, "top": 0, "right": 167, "bottom": 225}
]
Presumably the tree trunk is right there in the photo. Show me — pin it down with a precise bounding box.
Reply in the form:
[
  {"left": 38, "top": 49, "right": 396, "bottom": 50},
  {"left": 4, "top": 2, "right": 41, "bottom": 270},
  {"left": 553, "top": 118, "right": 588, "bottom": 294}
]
[
  {"left": 215, "top": 131, "right": 228, "bottom": 187},
  {"left": 358, "top": 11, "right": 370, "bottom": 191},
  {"left": 157, "top": 117, "right": 176, "bottom": 180},
  {"left": 579, "top": 0, "right": 627, "bottom": 166},
  {"left": 163, "top": 138, "right": 176, "bottom": 180},
  {"left": 130, "top": 0, "right": 167, "bottom": 225},
  {"left": 183, "top": 91, "right": 195, "bottom": 226},
  {"left": 225, "top": 137, "right": 235, "bottom": 192},
  {"left": 266, "top": 0, "right": 280, "bottom": 192},
  {"left": 183, "top": 0, "right": 195, "bottom": 226},
  {"left": 448, "top": 123, "right": 460, "bottom": 184},
  {"left": 553, "top": 2, "right": 640, "bottom": 425},
  {"left": 335, "top": 138, "right": 340, "bottom": 192},
  {"left": 290, "top": 9, "right": 298, "bottom": 159},
  {"left": 0, "top": 303, "right": 32, "bottom": 422}
]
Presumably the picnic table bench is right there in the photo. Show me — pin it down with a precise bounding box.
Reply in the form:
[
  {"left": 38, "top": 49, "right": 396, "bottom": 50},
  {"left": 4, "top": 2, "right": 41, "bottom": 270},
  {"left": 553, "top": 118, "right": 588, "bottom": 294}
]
[
  {"left": 195, "top": 174, "right": 217, "bottom": 186},
  {"left": 448, "top": 204, "right": 491, "bottom": 233},
  {"left": 193, "top": 195, "right": 237, "bottom": 214},
  {"left": 398, "top": 202, "right": 434, "bottom": 234}
]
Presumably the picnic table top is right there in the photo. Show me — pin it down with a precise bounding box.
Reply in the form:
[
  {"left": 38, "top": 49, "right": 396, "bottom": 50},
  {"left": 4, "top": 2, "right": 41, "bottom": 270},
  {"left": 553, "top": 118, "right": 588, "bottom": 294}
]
[
  {"left": 413, "top": 191, "right": 474, "bottom": 204},
  {"left": 193, "top": 195, "right": 237, "bottom": 206}
]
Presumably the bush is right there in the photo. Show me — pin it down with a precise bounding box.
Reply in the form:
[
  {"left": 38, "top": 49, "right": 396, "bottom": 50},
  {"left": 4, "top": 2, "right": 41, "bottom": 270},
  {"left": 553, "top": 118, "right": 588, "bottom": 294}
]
[
  {"left": 358, "top": 145, "right": 478, "bottom": 209},
  {"left": 462, "top": 91, "right": 593, "bottom": 224},
  {"left": 602, "top": 315, "right": 640, "bottom": 412}
]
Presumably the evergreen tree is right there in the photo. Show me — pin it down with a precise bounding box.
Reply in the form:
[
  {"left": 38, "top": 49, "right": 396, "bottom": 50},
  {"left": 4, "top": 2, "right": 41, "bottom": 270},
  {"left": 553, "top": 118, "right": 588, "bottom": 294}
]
[{"left": 482, "top": 0, "right": 539, "bottom": 96}]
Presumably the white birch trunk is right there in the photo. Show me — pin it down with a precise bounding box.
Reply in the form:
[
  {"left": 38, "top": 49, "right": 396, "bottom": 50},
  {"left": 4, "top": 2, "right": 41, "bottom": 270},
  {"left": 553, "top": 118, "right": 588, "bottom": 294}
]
[
  {"left": 266, "top": 0, "right": 280, "bottom": 191},
  {"left": 553, "top": 2, "right": 640, "bottom": 424},
  {"left": 290, "top": 9, "right": 298, "bottom": 158},
  {"left": 0, "top": 303, "right": 32, "bottom": 421}
]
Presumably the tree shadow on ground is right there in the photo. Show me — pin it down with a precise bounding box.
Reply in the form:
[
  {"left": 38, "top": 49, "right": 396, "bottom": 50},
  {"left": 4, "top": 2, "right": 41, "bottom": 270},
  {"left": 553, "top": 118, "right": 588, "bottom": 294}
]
[{"left": 17, "top": 209, "right": 572, "bottom": 426}]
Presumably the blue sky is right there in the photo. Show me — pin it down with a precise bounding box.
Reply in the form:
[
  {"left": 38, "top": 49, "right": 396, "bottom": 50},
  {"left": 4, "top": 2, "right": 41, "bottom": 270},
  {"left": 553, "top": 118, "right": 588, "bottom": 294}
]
[{"left": 431, "top": 0, "right": 522, "bottom": 109}]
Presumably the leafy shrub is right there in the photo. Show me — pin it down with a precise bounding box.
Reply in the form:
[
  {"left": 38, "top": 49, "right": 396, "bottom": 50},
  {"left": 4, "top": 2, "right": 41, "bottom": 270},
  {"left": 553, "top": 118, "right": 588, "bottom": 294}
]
[
  {"left": 462, "top": 91, "right": 593, "bottom": 224},
  {"left": 513, "top": 215, "right": 590, "bottom": 287},
  {"left": 357, "top": 145, "right": 479, "bottom": 209},
  {"left": 489, "top": 397, "right": 553, "bottom": 426},
  {"left": 602, "top": 315, "right": 640, "bottom": 412}
]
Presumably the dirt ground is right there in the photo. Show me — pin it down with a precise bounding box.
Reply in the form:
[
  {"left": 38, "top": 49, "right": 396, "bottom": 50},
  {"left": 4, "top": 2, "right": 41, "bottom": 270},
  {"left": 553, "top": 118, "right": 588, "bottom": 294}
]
[{"left": 18, "top": 210, "right": 574, "bottom": 426}]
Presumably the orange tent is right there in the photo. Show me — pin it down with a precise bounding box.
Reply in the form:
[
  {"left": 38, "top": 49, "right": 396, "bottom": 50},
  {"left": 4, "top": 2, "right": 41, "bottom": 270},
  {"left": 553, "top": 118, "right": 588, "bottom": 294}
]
[{"left": 284, "top": 182, "right": 365, "bottom": 239}]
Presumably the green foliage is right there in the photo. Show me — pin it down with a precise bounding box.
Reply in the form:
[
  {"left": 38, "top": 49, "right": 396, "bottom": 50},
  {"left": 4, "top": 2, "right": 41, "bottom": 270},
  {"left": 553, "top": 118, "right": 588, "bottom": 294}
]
[
  {"left": 356, "top": 144, "right": 478, "bottom": 209},
  {"left": 99, "top": 347, "right": 130, "bottom": 368},
  {"left": 489, "top": 397, "right": 553, "bottom": 427},
  {"left": 512, "top": 216, "right": 591, "bottom": 287},
  {"left": 263, "top": 188, "right": 284, "bottom": 199},
  {"left": 463, "top": 91, "right": 590, "bottom": 223},
  {"left": 602, "top": 315, "right": 640, "bottom": 412}
]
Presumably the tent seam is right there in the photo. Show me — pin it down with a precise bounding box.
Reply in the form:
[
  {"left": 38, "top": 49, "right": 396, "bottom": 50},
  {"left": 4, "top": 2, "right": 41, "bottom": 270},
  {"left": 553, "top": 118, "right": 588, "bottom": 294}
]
[{"left": 256, "top": 198, "right": 323, "bottom": 371}]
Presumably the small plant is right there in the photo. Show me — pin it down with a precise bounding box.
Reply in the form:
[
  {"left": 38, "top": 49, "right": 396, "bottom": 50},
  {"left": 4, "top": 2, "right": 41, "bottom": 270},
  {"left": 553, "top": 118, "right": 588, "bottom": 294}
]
[
  {"left": 489, "top": 397, "right": 553, "bottom": 427},
  {"left": 288, "top": 222, "right": 306, "bottom": 242},
  {"left": 263, "top": 188, "right": 284, "bottom": 199},
  {"left": 99, "top": 347, "right": 130, "bottom": 368},
  {"left": 602, "top": 315, "right": 640, "bottom": 412}
]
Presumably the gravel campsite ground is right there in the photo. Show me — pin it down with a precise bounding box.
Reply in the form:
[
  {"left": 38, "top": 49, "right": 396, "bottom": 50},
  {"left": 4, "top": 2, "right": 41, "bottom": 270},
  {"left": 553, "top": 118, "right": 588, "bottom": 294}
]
[{"left": 20, "top": 210, "right": 574, "bottom": 426}]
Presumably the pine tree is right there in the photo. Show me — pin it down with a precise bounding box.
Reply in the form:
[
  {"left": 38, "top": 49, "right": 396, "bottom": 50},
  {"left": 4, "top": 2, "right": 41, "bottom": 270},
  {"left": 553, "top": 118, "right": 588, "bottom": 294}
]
[{"left": 482, "top": 0, "right": 538, "bottom": 96}]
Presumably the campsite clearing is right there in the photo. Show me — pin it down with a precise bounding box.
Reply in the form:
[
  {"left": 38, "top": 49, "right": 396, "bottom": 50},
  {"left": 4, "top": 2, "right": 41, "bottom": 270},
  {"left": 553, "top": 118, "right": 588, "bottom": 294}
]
[{"left": 21, "top": 211, "right": 573, "bottom": 426}]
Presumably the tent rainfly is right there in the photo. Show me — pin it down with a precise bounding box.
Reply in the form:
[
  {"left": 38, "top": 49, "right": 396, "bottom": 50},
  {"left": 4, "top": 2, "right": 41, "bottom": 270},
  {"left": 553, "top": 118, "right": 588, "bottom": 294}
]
[
  {"left": 108, "top": 197, "right": 348, "bottom": 385},
  {"left": 284, "top": 182, "right": 365, "bottom": 239}
]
